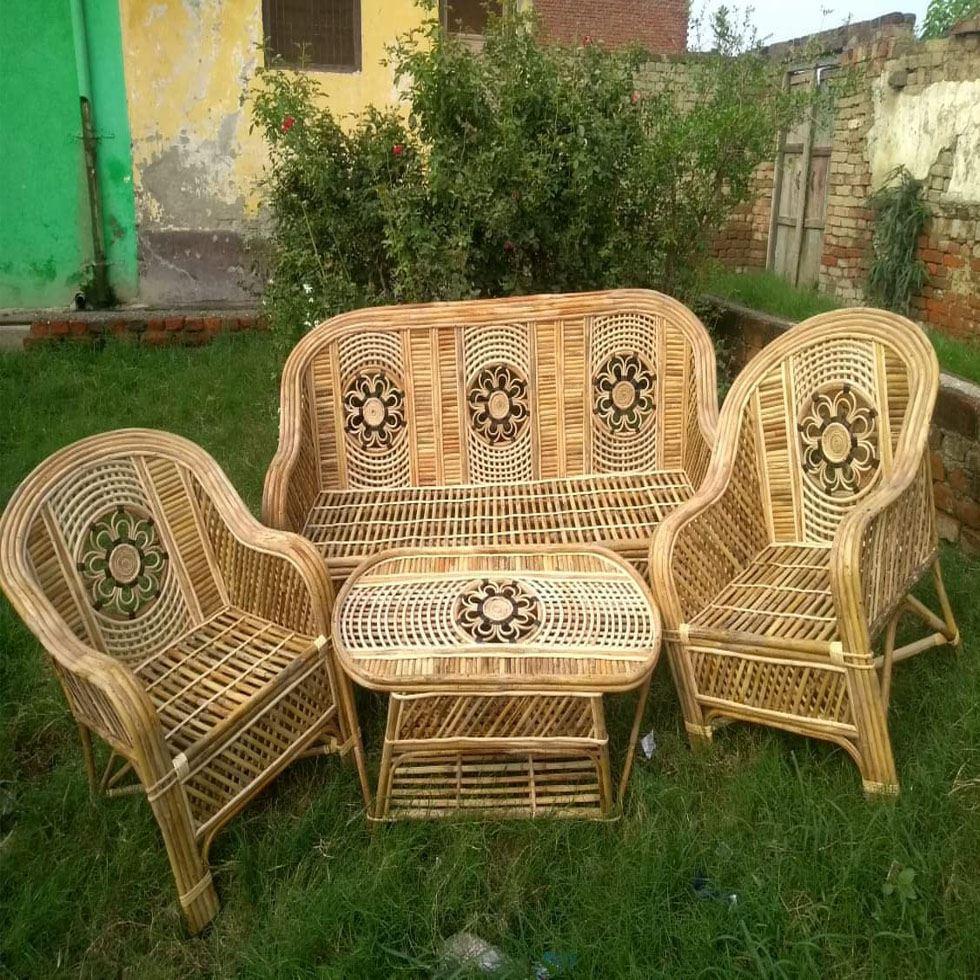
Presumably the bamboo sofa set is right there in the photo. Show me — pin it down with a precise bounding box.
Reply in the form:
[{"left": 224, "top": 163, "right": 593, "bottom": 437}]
[{"left": 0, "top": 290, "right": 962, "bottom": 932}]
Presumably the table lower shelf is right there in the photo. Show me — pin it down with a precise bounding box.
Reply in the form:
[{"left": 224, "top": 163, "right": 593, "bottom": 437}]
[
  {"left": 372, "top": 690, "right": 620, "bottom": 820},
  {"left": 379, "top": 751, "right": 610, "bottom": 820}
]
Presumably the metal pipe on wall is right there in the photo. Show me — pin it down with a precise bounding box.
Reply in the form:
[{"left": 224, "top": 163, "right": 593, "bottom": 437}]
[{"left": 69, "top": 0, "right": 111, "bottom": 307}]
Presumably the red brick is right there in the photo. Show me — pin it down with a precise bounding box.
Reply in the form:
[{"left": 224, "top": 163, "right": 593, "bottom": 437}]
[
  {"left": 143, "top": 330, "right": 173, "bottom": 347},
  {"left": 30, "top": 321, "right": 49, "bottom": 338},
  {"left": 933, "top": 481, "right": 955, "bottom": 514},
  {"left": 68, "top": 320, "right": 87, "bottom": 337},
  {"left": 956, "top": 498, "right": 980, "bottom": 530},
  {"left": 949, "top": 467, "right": 970, "bottom": 493},
  {"left": 183, "top": 317, "right": 204, "bottom": 333},
  {"left": 535, "top": 0, "right": 687, "bottom": 52},
  {"left": 943, "top": 253, "right": 965, "bottom": 269},
  {"left": 930, "top": 451, "right": 945, "bottom": 482},
  {"left": 203, "top": 316, "right": 222, "bottom": 334},
  {"left": 164, "top": 316, "right": 184, "bottom": 332},
  {"left": 49, "top": 320, "right": 70, "bottom": 337}
]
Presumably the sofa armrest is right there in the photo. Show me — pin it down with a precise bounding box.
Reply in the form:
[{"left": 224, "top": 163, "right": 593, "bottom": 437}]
[{"left": 263, "top": 368, "right": 321, "bottom": 532}]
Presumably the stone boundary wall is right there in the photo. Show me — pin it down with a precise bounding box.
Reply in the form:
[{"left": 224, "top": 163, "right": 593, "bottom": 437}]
[
  {"left": 19, "top": 309, "right": 266, "bottom": 349},
  {"left": 710, "top": 296, "right": 980, "bottom": 555},
  {"left": 713, "top": 20, "right": 980, "bottom": 342}
]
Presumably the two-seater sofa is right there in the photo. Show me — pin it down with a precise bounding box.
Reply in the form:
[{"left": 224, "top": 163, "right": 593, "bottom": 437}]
[{"left": 262, "top": 290, "right": 718, "bottom": 580}]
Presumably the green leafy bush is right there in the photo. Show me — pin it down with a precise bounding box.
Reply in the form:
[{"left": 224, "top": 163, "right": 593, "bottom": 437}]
[
  {"left": 867, "top": 167, "right": 929, "bottom": 316},
  {"left": 250, "top": 4, "right": 813, "bottom": 336},
  {"left": 921, "top": 0, "right": 980, "bottom": 38}
]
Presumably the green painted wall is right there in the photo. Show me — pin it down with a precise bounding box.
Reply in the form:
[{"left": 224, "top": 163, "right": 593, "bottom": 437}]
[
  {"left": 0, "top": 0, "right": 136, "bottom": 310},
  {"left": 83, "top": 0, "right": 138, "bottom": 303}
]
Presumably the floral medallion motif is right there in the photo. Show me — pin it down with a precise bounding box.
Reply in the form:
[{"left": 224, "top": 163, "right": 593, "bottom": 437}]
[
  {"left": 343, "top": 370, "right": 406, "bottom": 453},
  {"left": 76, "top": 507, "right": 168, "bottom": 620},
  {"left": 467, "top": 363, "right": 530, "bottom": 445},
  {"left": 798, "top": 383, "right": 879, "bottom": 497},
  {"left": 593, "top": 352, "right": 657, "bottom": 435},
  {"left": 455, "top": 579, "right": 541, "bottom": 643}
]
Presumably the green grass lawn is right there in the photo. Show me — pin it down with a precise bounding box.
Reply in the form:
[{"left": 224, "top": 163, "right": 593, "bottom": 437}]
[
  {"left": 2, "top": 335, "right": 980, "bottom": 977},
  {"left": 704, "top": 268, "right": 980, "bottom": 386}
]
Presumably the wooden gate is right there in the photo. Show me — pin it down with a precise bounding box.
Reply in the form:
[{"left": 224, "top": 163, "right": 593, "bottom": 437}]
[{"left": 767, "top": 65, "right": 837, "bottom": 288}]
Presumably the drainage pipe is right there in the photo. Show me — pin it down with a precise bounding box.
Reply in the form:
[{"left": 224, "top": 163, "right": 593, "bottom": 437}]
[{"left": 69, "top": 0, "right": 111, "bottom": 306}]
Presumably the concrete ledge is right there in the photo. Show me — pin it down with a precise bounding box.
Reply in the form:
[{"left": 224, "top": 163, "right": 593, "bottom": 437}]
[{"left": 0, "top": 323, "right": 30, "bottom": 351}]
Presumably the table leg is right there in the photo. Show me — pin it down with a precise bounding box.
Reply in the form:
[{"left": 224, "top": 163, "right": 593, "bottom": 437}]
[{"left": 617, "top": 674, "right": 652, "bottom": 807}]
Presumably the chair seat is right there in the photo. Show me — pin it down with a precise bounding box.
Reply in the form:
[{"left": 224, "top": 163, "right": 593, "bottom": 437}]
[
  {"left": 134, "top": 607, "right": 317, "bottom": 755},
  {"left": 687, "top": 545, "right": 839, "bottom": 644},
  {"left": 302, "top": 472, "right": 694, "bottom": 577}
]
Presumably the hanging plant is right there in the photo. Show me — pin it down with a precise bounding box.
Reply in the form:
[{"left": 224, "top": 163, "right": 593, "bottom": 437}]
[{"left": 866, "top": 166, "right": 929, "bottom": 316}]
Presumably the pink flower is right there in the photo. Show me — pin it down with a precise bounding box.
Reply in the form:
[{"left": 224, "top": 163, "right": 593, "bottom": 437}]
[
  {"left": 631, "top": 91, "right": 640, "bottom": 104},
  {"left": 392, "top": 143, "right": 405, "bottom": 157},
  {"left": 281, "top": 115, "right": 296, "bottom": 133},
  {"left": 503, "top": 240, "right": 515, "bottom": 253}
]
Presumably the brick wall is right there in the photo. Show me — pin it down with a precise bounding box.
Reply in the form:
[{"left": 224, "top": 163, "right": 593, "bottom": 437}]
[
  {"left": 534, "top": 0, "right": 688, "bottom": 53},
  {"left": 714, "top": 24, "right": 980, "bottom": 343},
  {"left": 24, "top": 310, "right": 265, "bottom": 348},
  {"left": 711, "top": 162, "right": 774, "bottom": 271}
]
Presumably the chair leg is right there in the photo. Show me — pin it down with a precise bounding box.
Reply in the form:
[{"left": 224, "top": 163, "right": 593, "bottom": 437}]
[
  {"left": 932, "top": 558, "right": 961, "bottom": 650},
  {"left": 146, "top": 775, "right": 219, "bottom": 934},
  {"left": 335, "top": 671, "right": 372, "bottom": 809},
  {"left": 847, "top": 665, "right": 899, "bottom": 797},
  {"left": 77, "top": 723, "right": 98, "bottom": 798},
  {"left": 663, "top": 638, "right": 715, "bottom": 747}
]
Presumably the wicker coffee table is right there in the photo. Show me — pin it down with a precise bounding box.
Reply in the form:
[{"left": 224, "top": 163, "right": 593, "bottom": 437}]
[{"left": 332, "top": 546, "right": 661, "bottom": 820}]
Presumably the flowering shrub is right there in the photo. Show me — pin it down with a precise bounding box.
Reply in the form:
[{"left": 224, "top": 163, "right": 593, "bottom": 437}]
[{"left": 250, "top": 4, "right": 813, "bottom": 336}]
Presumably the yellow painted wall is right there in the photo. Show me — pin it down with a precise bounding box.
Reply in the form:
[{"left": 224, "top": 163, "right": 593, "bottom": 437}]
[{"left": 119, "top": 0, "right": 427, "bottom": 233}]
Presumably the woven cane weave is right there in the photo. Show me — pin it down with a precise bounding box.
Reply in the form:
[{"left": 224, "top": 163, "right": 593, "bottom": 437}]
[
  {"left": 332, "top": 548, "right": 661, "bottom": 691},
  {"left": 264, "top": 290, "right": 718, "bottom": 583},
  {"left": 0, "top": 430, "right": 370, "bottom": 932},
  {"left": 651, "top": 309, "right": 961, "bottom": 796}
]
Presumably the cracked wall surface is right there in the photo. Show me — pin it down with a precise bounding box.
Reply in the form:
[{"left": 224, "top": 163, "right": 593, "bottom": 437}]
[
  {"left": 868, "top": 76, "right": 980, "bottom": 201},
  {"left": 118, "top": 0, "right": 426, "bottom": 305}
]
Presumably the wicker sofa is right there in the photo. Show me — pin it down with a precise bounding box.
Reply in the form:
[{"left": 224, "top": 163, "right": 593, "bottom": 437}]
[{"left": 263, "top": 290, "right": 719, "bottom": 582}]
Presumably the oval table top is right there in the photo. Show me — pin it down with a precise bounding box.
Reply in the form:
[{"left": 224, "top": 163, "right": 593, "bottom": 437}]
[{"left": 332, "top": 545, "right": 662, "bottom": 693}]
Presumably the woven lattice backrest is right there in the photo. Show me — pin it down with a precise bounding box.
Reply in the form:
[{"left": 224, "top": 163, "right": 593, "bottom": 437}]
[
  {"left": 727, "top": 309, "right": 938, "bottom": 546},
  {"left": 280, "top": 290, "right": 716, "bottom": 490},
  {"left": 3, "top": 432, "right": 229, "bottom": 667}
]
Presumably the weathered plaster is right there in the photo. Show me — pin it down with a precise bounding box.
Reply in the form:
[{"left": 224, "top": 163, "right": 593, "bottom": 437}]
[
  {"left": 868, "top": 76, "right": 980, "bottom": 201},
  {"left": 117, "top": 0, "right": 427, "bottom": 302},
  {"left": 119, "top": 0, "right": 426, "bottom": 229}
]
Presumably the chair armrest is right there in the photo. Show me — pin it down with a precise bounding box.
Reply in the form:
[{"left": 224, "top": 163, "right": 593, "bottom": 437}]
[
  {"left": 1, "top": 592, "right": 173, "bottom": 778},
  {"left": 651, "top": 415, "right": 769, "bottom": 628},
  {"left": 830, "top": 454, "right": 936, "bottom": 653},
  {"left": 195, "top": 479, "right": 335, "bottom": 637}
]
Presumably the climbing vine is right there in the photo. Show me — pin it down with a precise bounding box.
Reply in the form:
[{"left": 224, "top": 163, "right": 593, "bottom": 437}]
[{"left": 866, "top": 167, "right": 929, "bottom": 315}]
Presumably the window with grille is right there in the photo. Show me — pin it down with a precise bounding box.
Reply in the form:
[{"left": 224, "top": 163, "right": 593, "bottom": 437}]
[
  {"left": 441, "top": 0, "right": 502, "bottom": 36},
  {"left": 264, "top": 0, "right": 361, "bottom": 71}
]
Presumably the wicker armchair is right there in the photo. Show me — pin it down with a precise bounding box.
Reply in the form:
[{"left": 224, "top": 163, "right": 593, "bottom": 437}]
[
  {"left": 0, "top": 430, "right": 369, "bottom": 932},
  {"left": 651, "top": 309, "right": 960, "bottom": 795}
]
